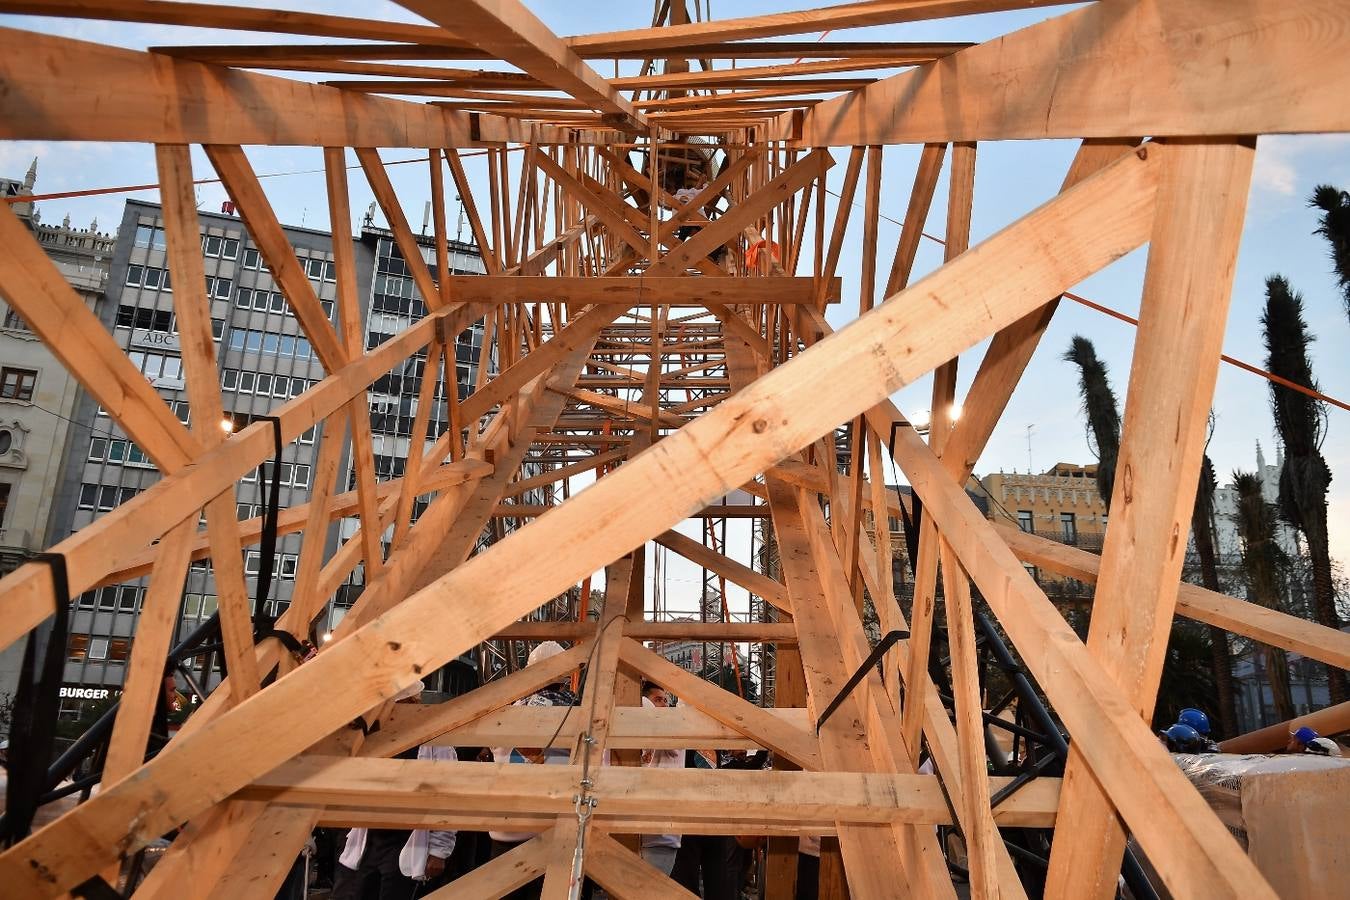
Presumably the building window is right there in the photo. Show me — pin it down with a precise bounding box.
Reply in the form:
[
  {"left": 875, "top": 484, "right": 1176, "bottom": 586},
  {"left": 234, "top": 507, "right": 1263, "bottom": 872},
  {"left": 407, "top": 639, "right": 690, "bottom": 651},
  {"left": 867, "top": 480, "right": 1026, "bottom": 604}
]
[
  {"left": 3, "top": 307, "right": 30, "bottom": 331},
  {"left": 0, "top": 367, "right": 37, "bottom": 402},
  {"left": 133, "top": 225, "right": 167, "bottom": 251},
  {"left": 67, "top": 634, "right": 90, "bottom": 661},
  {"left": 1017, "top": 510, "right": 1033, "bottom": 533},
  {"left": 242, "top": 247, "right": 261, "bottom": 270},
  {"left": 1060, "top": 512, "right": 1077, "bottom": 544},
  {"left": 205, "top": 276, "right": 233, "bottom": 300},
  {"left": 0, "top": 482, "right": 8, "bottom": 526},
  {"left": 116, "top": 305, "right": 174, "bottom": 332},
  {"left": 87, "top": 637, "right": 109, "bottom": 660}
]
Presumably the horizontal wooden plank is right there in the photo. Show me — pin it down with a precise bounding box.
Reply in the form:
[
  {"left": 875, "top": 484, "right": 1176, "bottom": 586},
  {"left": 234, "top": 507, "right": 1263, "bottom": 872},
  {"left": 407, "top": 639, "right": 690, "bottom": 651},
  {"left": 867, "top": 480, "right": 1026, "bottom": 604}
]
[
  {"left": 445, "top": 275, "right": 840, "bottom": 304},
  {"left": 790, "top": 0, "right": 1350, "bottom": 145},
  {"left": 492, "top": 620, "right": 798, "bottom": 643},
  {"left": 998, "top": 523, "right": 1350, "bottom": 669},
  {"left": 427, "top": 704, "right": 809, "bottom": 751},
  {"left": 0, "top": 27, "right": 577, "bottom": 146},
  {"left": 242, "top": 757, "right": 1061, "bottom": 829},
  {"left": 570, "top": 1, "right": 1070, "bottom": 54}
]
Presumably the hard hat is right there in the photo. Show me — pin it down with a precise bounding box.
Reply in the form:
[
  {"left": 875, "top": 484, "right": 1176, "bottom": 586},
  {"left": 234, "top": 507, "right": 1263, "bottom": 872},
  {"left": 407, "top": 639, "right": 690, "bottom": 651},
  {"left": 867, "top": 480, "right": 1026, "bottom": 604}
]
[
  {"left": 1177, "top": 708, "right": 1211, "bottom": 735},
  {"left": 528, "top": 640, "right": 566, "bottom": 667},
  {"left": 1163, "top": 723, "right": 1205, "bottom": 753},
  {"left": 1292, "top": 725, "right": 1320, "bottom": 744}
]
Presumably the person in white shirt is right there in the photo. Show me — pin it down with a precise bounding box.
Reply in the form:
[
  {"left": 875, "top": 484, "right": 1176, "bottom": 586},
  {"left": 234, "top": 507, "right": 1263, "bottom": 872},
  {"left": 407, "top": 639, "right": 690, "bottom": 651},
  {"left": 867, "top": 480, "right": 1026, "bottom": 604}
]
[
  {"left": 333, "top": 681, "right": 458, "bottom": 897},
  {"left": 639, "top": 682, "right": 683, "bottom": 875}
]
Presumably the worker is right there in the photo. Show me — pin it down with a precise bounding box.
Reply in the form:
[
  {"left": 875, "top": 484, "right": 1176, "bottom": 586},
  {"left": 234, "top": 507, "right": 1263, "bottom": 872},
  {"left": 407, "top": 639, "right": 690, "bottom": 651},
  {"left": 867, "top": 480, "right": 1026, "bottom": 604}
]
[
  {"left": 639, "top": 681, "right": 683, "bottom": 875},
  {"left": 1160, "top": 723, "right": 1209, "bottom": 754},
  {"left": 1286, "top": 725, "right": 1341, "bottom": 755},
  {"left": 1171, "top": 709, "right": 1220, "bottom": 751},
  {"left": 490, "top": 641, "right": 595, "bottom": 900},
  {"left": 796, "top": 836, "right": 822, "bottom": 900},
  {"left": 1177, "top": 708, "right": 1212, "bottom": 737},
  {"left": 333, "top": 681, "right": 458, "bottom": 898}
]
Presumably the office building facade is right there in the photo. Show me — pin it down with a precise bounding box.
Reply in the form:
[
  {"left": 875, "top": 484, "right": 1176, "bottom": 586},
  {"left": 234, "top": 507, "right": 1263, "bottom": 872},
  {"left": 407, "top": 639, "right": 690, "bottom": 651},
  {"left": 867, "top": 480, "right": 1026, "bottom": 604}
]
[{"left": 46, "top": 200, "right": 488, "bottom": 708}]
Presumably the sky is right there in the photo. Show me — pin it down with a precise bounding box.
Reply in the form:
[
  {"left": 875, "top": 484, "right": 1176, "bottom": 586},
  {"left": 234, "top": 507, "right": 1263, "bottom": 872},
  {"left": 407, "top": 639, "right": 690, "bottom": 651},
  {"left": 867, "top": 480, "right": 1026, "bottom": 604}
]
[{"left": 4, "top": 1, "right": 1350, "bottom": 613}]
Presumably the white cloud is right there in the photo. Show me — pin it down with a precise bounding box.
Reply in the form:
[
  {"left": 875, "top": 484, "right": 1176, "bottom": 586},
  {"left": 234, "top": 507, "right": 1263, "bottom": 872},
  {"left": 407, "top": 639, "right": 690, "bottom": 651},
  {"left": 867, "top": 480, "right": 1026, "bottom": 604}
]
[{"left": 1252, "top": 134, "right": 1350, "bottom": 197}]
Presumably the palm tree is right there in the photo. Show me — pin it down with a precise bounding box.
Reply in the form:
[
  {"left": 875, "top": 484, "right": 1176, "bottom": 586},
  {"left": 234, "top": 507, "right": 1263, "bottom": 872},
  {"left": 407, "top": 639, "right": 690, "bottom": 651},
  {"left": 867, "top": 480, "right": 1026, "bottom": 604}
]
[
  {"left": 1262, "top": 276, "right": 1347, "bottom": 703},
  {"left": 1191, "top": 454, "right": 1239, "bottom": 737},
  {"left": 1232, "top": 472, "right": 1297, "bottom": 722},
  {"left": 1310, "top": 184, "right": 1350, "bottom": 321},
  {"left": 1063, "top": 336, "right": 1121, "bottom": 508}
]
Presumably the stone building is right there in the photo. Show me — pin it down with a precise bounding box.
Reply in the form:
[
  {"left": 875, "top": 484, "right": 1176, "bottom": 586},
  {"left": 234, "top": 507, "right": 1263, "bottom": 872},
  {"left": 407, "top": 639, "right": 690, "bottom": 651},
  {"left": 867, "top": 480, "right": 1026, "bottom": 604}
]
[{"left": 0, "top": 160, "right": 115, "bottom": 704}]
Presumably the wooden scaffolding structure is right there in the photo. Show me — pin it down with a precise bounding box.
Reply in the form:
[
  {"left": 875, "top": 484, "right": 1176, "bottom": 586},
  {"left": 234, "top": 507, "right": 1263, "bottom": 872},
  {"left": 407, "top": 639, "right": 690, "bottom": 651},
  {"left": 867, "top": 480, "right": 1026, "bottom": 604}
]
[{"left": 0, "top": 1, "right": 1348, "bottom": 897}]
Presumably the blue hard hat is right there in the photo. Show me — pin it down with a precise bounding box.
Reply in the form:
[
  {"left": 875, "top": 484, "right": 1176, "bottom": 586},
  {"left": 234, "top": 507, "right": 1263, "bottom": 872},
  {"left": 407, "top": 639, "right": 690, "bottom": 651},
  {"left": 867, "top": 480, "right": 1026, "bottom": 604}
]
[
  {"left": 1292, "top": 726, "right": 1320, "bottom": 744},
  {"left": 1163, "top": 723, "right": 1205, "bottom": 752},
  {"left": 1178, "top": 708, "right": 1211, "bottom": 735}
]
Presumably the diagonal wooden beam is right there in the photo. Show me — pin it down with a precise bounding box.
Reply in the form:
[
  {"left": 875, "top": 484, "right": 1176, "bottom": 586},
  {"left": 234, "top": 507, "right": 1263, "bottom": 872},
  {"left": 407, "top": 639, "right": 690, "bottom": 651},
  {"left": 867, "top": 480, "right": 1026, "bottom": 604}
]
[
  {"left": 653, "top": 528, "right": 791, "bottom": 612},
  {"left": 397, "top": 0, "right": 643, "bottom": 129},
  {"left": 618, "top": 639, "right": 822, "bottom": 771},
  {"left": 423, "top": 832, "right": 552, "bottom": 898},
  {"left": 0, "top": 202, "right": 198, "bottom": 471},
  {"left": 584, "top": 831, "right": 699, "bottom": 898},
  {"left": 366, "top": 641, "right": 591, "bottom": 758},
  {"left": 648, "top": 149, "right": 832, "bottom": 276},
  {"left": 206, "top": 145, "right": 346, "bottom": 370}
]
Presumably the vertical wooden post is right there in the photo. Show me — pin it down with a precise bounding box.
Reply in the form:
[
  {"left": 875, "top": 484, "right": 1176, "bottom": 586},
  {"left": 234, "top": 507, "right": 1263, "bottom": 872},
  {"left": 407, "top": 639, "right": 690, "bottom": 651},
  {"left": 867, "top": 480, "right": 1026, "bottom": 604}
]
[{"left": 1044, "top": 138, "right": 1255, "bottom": 900}]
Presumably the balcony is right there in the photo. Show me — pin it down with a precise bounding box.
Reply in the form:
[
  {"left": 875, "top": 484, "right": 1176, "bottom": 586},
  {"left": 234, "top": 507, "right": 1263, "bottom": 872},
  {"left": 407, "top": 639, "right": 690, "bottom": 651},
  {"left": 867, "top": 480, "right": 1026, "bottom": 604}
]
[
  {"left": 1020, "top": 527, "right": 1104, "bottom": 553},
  {"left": 0, "top": 527, "right": 33, "bottom": 577},
  {"left": 0, "top": 526, "right": 31, "bottom": 550}
]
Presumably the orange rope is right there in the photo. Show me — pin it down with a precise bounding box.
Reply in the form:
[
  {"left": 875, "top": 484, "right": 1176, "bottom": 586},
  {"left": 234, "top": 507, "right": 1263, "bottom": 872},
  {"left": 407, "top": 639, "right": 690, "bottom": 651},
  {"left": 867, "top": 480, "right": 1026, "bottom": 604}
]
[{"left": 913, "top": 229, "right": 1350, "bottom": 414}]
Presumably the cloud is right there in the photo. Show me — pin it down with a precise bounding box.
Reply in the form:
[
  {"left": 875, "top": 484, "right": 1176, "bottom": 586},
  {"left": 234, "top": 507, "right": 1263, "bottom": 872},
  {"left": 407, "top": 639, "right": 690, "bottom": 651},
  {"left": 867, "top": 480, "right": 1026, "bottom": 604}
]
[{"left": 1252, "top": 134, "right": 1350, "bottom": 197}]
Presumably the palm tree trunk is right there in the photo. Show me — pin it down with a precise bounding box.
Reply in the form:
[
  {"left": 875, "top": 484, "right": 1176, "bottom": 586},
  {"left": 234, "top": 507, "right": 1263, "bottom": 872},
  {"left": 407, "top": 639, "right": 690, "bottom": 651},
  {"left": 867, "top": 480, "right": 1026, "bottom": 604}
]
[
  {"left": 1307, "top": 535, "right": 1348, "bottom": 703},
  {"left": 1195, "top": 537, "right": 1239, "bottom": 736},
  {"left": 1266, "top": 647, "right": 1298, "bottom": 722},
  {"left": 1192, "top": 455, "right": 1238, "bottom": 736}
]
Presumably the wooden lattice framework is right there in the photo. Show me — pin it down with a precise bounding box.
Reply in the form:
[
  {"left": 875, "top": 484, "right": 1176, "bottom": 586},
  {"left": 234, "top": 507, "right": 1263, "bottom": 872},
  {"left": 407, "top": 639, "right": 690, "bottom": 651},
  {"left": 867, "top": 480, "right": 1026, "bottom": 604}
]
[{"left": 1, "top": 1, "right": 1349, "bottom": 897}]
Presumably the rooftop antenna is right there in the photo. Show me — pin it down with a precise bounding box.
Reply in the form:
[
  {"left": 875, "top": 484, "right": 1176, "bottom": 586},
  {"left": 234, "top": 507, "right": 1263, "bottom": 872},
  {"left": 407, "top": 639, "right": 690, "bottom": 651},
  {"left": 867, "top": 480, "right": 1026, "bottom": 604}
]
[
  {"left": 362, "top": 201, "right": 376, "bottom": 229},
  {"left": 455, "top": 195, "right": 466, "bottom": 243},
  {"left": 421, "top": 200, "right": 431, "bottom": 237},
  {"left": 1026, "top": 424, "right": 1035, "bottom": 474}
]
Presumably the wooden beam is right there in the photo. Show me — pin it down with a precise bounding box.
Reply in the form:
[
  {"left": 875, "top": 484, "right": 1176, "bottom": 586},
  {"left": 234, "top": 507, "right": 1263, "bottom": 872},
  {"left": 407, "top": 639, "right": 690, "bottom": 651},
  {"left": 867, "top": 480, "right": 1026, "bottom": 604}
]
[
  {"left": 619, "top": 640, "right": 823, "bottom": 771},
  {"left": 584, "top": 831, "right": 700, "bottom": 898},
  {"left": 397, "top": 0, "right": 643, "bottom": 129},
  {"left": 997, "top": 524, "right": 1350, "bottom": 670},
  {"left": 0, "top": 27, "right": 559, "bottom": 146},
  {"left": 445, "top": 275, "right": 831, "bottom": 306},
  {"left": 243, "top": 758, "right": 1060, "bottom": 828},
  {"left": 790, "top": 0, "right": 1350, "bottom": 145},
  {"left": 653, "top": 528, "right": 791, "bottom": 611},
  {"left": 423, "top": 832, "right": 551, "bottom": 898},
  {"left": 0, "top": 203, "right": 198, "bottom": 472},
  {"left": 572, "top": 1, "right": 1071, "bottom": 53},
  {"left": 1044, "top": 139, "right": 1256, "bottom": 900},
  {"left": 649, "top": 149, "right": 832, "bottom": 275},
  {"left": 428, "top": 704, "right": 809, "bottom": 751}
]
